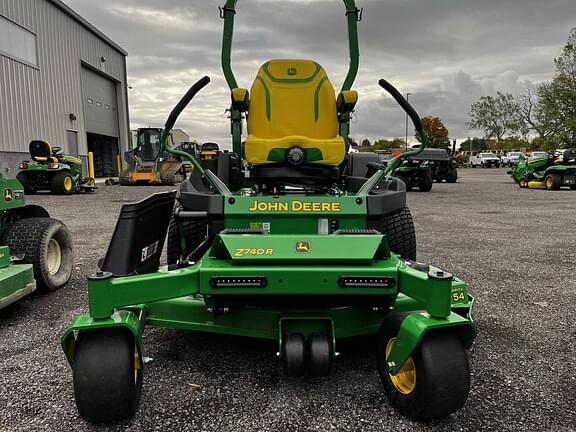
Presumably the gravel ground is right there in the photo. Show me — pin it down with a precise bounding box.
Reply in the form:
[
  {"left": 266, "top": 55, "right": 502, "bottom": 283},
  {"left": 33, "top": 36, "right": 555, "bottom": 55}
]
[{"left": 0, "top": 168, "right": 575, "bottom": 432}]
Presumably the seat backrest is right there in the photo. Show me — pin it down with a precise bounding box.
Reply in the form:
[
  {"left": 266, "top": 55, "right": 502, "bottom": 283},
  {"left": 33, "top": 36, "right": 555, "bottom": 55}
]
[
  {"left": 248, "top": 60, "right": 338, "bottom": 139},
  {"left": 29, "top": 140, "right": 54, "bottom": 163}
]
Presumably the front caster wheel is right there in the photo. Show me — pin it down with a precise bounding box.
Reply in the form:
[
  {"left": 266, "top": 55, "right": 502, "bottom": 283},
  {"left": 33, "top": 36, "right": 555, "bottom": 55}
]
[
  {"left": 377, "top": 328, "right": 470, "bottom": 420},
  {"left": 282, "top": 333, "right": 306, "bottom": 377},
  {"left": 73, "top": 329, "right": 142, "bottom": 423},
  {"left": 308, "top": 332, "right": 332, "bottom": 377}
]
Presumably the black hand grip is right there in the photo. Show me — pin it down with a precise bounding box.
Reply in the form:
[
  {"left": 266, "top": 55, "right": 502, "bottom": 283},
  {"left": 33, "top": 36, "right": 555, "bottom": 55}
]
[
  {"left": 165, "top": 76, "right": 211, "bottom": 131},
  {"left": 378, "top": 79, "right": 423, "bottom": 136}
]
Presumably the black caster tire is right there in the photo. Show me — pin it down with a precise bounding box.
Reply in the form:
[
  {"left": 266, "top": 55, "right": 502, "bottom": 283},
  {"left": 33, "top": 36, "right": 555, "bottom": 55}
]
[
  {"left": 377, "top": 324, "right": 470, "bottom": 420},
  {"left": 1, "top": 217, "right": 73, "bottom": 292},
  {"left": 308, "top": 332, "right": 332, "bottom": 377},
  {"left": 282, "top": 333, "right": 306, "bottom": 377},
  {"left": 73, "top": 328, "right": 143, "bottom": 424}
]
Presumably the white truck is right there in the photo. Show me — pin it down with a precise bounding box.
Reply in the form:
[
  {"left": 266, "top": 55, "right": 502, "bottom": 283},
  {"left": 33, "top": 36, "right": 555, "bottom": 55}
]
[
  {"left": 501, "top": 151, "right": 525, "bottom": 167},
  {"left": 470, "top": 152, "right": 501, "bottom": 168}
]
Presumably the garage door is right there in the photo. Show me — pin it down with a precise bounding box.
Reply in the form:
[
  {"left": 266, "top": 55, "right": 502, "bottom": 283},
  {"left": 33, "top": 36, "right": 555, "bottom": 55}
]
[{"left": 81, "top": 67, "right": 119, "bottom": 137}]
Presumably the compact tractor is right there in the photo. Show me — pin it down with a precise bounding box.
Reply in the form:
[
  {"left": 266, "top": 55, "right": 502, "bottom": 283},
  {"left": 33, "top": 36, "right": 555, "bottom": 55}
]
[
  {"left": 510, "top": 149, "right": 576, "bottom": 190},
  {"left": 16, "top": 140, "right": 96, "bottom": 194},
  {"left": 119, "top": 128, "right": 188, "bottom": 185},
  {"left": 62, "top": 0, "right": 477, "bottom": 424},
  {"left": 0, "top": 172, "right": 73, "bottom": 309}
]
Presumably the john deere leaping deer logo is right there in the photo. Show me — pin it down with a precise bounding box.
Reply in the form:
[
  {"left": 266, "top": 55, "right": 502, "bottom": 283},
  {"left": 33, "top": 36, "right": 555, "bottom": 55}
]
[
  {"left": 3, "top": 188, "right": 13, "bottom": 202},
  {"left": 295, "top": 241, "right": 310, "bottom": 253},
  {"left": 287, "top": 67, "right": 297, "bottom": 76}
]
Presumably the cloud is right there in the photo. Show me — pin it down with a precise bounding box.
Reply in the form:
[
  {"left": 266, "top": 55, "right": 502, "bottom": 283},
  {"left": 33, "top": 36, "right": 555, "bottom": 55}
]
[{"left": 63, "top": 0, "right": 575, "bottom": 145}]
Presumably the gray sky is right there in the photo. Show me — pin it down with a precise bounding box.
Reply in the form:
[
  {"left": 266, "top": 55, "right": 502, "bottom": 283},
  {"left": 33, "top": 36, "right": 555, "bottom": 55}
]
[{"left": 64, "top": 0, "right": 575, "bottom": 147}]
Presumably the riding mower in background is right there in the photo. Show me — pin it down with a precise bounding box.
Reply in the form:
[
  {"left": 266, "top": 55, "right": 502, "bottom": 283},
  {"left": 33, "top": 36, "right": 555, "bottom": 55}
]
[
  {"left": 0, "top": 172, "right": 73, "bottom": 309},
  {"left": 509, "top": 149, "right": 576, "bottom": 190},
  {"left": 17, "top": 141, "right": 96, "bottom": 195},
  {"left": 392, "top": 159, "right": 434, "bottom": 192},
  {"left": 425, "top": 148, "right": 458, "bottom": 183},
  {"left": 61, "top": 0, "right": 477, "bottom": 424},
  {"left": 119, "top": 128, "right": 188, "bottom": 185}
]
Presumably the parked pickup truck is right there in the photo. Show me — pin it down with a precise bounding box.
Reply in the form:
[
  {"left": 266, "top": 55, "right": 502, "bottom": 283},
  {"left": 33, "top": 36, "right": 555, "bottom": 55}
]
[
  {"left": 470, "top": 152, "right": 501, "bottom": 168},
  {"left": 501, "top": 151, "right": 524, "bottom": 167}
]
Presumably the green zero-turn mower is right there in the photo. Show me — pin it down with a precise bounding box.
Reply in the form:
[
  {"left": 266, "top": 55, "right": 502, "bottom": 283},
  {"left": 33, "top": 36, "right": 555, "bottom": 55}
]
[
  {"left": 17, "top": 140, "right": 96, "bottom": 194},
  {"left": 61, "top": 0, "right": 477, "bottom": 424},
  {"left": 509, "top": 149, "right": 576, "bottom": 190},
  {"left": 375, "top": 152, "right": 434, "bottom": 192},
  {"left": 0, "top": 172, "right": 73, "bottom": 309}
]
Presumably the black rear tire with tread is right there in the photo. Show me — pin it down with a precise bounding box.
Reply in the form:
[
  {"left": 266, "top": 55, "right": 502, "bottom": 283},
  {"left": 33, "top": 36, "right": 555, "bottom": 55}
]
[
  {"left": 167, "top": 204, "right": 208, "bottom": 265},
  {"left": 545, "top": 173, "right": 561, "bottom": 190},
  {"left": 2, "top": 217, "right": 73, "bottom": 292},
  {"left": 377, "top": 323, "right": 470, "bottom": 420},
  {"left": 447, "top": 168, "right": 458, "bottom": 183},
  {"left": 379, "top": 207, "right": 417, "bottom": 260},
  {"left": 73, "top": 328, "right": 142, "bottom": 423},
  {"left": 419, "top": 170, "right": 433, "bottom": 192},
  {"left": 51, "top": 171, "right": 74, "bottom": 195}
]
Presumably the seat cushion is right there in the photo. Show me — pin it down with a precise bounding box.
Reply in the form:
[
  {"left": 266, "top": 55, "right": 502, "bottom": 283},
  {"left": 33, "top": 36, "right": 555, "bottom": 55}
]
[{"left": 245, "top": 134, "right": 346, "bottom": 166}]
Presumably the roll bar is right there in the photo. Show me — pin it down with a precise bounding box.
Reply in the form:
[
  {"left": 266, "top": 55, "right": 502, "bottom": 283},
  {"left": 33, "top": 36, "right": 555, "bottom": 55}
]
[
  {"left": 220, "top": 0, "right": 361, "bottom": 91},
  {"left": 357, "top": 80, "right": 429, "bottom": 195}
]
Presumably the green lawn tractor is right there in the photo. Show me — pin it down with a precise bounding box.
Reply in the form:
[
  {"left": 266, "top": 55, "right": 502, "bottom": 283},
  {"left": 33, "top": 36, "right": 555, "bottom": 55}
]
[
  {"left": 61, "top": 0, "right": 477, "bottom": 424},
  {"left": 0, "top": 172, "right": 73, "bottom": 309},
  {"left": 391, "top": 159, "right": 434, "bottom": 192},
  {"left": 509, "top": 149, "right": 576, "bottom": 190},
  {"left": 425, "top": 148, "right": 458, "bottom": 183},
  {"left": 17, "top": 140, "right": 96, "bottom": 194}
]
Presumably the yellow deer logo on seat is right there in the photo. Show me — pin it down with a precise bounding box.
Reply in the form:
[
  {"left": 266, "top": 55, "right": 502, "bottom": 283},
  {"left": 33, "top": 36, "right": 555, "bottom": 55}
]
[{"left": 295, "top": 241, "right": 310, "bottom": 253}]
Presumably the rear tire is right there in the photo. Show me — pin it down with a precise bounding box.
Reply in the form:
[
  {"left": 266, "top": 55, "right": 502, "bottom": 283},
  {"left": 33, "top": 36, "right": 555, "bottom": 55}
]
[
  {"left": 16, "top": 172, "right": 36, "bottom": 194},
  {"left": 73, "top": 328, "right": 142, "bottom": 423},
  {"left": 377, "top": 324, "right": 470, "bottom": 420},
  {"left": 418, "top": 170, "right": 433, "bottom": 192},
  {"left": 166, "top": 204, "right": 208, "bottom": 265},
  {"left": 447, "top": 168, "right": 458, "bottom": 183},
  {"left": 2, "top": 217, "right": 73, "bottom": 292},
  {"left": 379, "top": 207, "right": 416, "bottom": 260},
  {"left": 544, "top": 173, "right": 561, "bottom": 190},
  {"left": 51, "top": 171, "right": 74, "bottom": 195}
]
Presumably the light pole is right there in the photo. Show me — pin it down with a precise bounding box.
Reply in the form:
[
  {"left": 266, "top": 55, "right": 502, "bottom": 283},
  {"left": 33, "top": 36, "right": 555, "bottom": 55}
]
[{"left": 404, "top": 92, "right": 412, "bottom": 151}]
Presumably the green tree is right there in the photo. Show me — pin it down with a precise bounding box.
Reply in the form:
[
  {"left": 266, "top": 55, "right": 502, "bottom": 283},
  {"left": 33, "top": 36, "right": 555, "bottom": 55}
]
[
  {"left": 536, "top": 28, "right": 576, "bottom": 146},
  {"left": 467, "top": 92, "right": 523, "bottom": 142},
  {"left": 460, "top": 137, "right": 487, "bottom": 152},
  {"left": 415, "top": 116, "right": 450, "bottom": 147}
]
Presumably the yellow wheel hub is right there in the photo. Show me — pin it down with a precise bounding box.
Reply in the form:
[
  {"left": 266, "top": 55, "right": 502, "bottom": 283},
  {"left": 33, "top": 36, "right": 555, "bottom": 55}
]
[
  {"left": 46, "top": 238, "right": 62, "bottom": 275},
  {"left": 64, "top": 176, "right": 73, "bottom": 191},
  {"left": 545, "top": 177, "right": 553, "bottom": 188},
  {"left": 386, "top": 338, "right": 416, "bottom": 395}
]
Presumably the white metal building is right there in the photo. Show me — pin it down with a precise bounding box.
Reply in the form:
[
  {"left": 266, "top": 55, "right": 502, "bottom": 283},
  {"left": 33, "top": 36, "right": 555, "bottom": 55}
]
[{"left": 0, "top": 0, "right": 129, "bottom": 177}]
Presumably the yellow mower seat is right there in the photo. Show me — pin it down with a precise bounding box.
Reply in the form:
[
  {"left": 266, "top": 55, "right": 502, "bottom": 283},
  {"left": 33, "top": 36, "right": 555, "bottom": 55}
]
[{"left": 245, "top": 60, "right": 346, "bottom": 166}]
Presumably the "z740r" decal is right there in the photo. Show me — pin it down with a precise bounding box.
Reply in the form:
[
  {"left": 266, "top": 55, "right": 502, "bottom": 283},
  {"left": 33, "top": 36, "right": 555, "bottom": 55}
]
[{"left": 234, "top": 248, "right": 273, "bottom": 257}]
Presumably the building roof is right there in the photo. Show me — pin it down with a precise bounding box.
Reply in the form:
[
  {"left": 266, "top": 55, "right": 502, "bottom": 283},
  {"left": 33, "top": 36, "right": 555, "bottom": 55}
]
[{"left": 48, "top": 0, "right": 128, "bottom": 56}]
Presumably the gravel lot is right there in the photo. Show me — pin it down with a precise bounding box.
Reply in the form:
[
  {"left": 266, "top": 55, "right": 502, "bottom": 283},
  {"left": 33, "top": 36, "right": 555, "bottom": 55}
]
[{"left": 0, "top": 168, "right": 575, "bottom": 432}]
